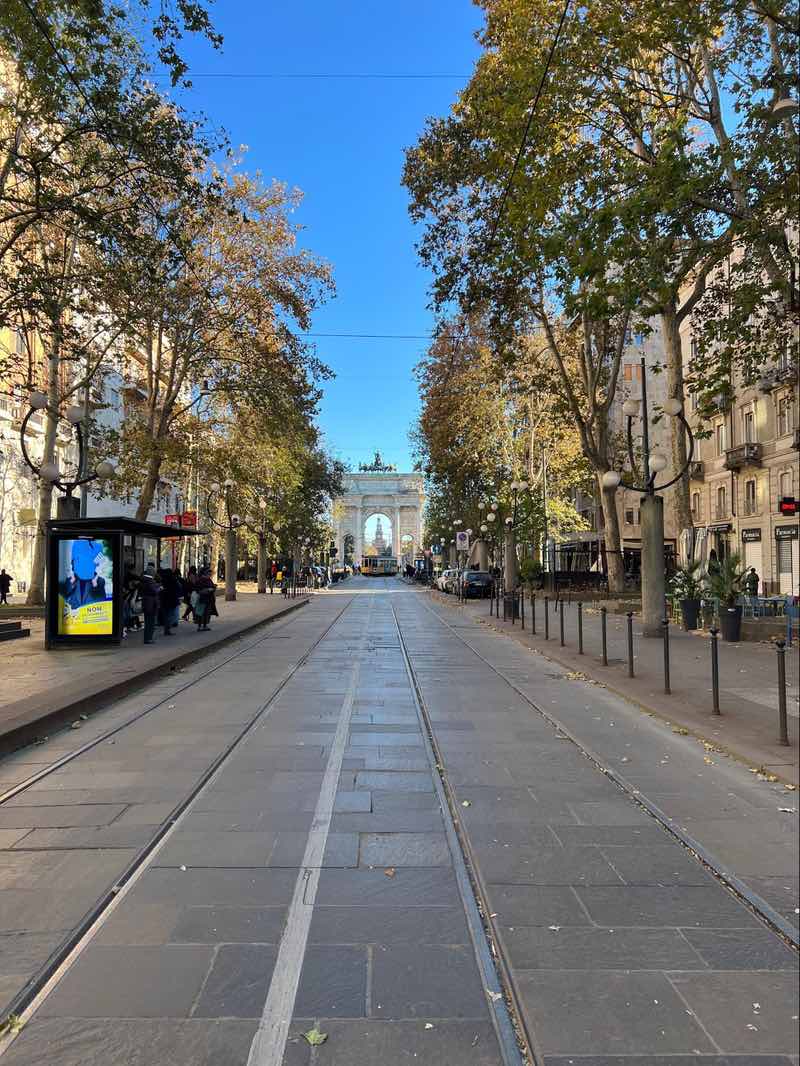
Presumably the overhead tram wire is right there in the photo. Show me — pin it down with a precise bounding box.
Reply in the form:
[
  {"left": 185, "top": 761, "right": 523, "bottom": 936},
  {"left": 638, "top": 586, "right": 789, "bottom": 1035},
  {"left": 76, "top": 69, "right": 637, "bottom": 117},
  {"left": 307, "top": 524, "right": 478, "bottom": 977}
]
[{"left": 442, "top": 0, "right": 573, "bottom": 372}]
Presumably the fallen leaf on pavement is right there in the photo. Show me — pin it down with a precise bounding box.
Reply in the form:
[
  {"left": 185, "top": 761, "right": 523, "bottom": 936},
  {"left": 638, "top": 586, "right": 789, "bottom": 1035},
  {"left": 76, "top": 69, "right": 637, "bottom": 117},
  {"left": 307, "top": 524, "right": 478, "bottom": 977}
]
[
  {"left": 778, "top": 808, "right": 797, "bottom": 814},
  {"left": 461, "top": 800, "right": 471, "bottom": 807},
  {"left": 424, "top": 1022, "right": 434, "bottom": 1030},
  {"left": 384, "top": 867, "right": 396, "bottom": 877},
  {"left": 487, "top": 990, "right": 502, "bottom": 1002},
  {"left": 672, "top": 727, "right": 690, "bottom": 735},
  {"left": 302, "top": 1028, "right": 328, "bottom": 1047}
]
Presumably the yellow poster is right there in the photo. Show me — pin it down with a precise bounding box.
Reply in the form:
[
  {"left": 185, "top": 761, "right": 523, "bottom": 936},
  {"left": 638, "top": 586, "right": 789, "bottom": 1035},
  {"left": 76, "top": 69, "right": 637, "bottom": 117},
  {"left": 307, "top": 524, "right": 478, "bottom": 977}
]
[{"left": 57, "top": 538, "right": 115, "bottom": 637}]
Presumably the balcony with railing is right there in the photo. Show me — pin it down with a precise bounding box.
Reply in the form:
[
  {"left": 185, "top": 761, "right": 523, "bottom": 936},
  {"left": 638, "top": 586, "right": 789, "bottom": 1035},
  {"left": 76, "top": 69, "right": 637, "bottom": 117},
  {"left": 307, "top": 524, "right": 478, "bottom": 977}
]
[
  {"left": 724, "top": 442, "right": 762, "bottom": 470},
  {"left": 742, "top": 499, "right": 759, "bottom": 517},
  {"left": 689, "top": 461, "right": 704, "bottom": 480},
  {"left": 714, "top": 505, "right": 729, "bottom": 521}
]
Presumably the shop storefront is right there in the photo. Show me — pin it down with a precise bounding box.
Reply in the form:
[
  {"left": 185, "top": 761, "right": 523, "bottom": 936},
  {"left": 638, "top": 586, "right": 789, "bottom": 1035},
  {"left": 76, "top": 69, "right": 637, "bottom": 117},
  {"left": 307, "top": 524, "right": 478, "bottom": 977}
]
[{"left": 775, "top": 524, "right": 799, "bottom": 596}]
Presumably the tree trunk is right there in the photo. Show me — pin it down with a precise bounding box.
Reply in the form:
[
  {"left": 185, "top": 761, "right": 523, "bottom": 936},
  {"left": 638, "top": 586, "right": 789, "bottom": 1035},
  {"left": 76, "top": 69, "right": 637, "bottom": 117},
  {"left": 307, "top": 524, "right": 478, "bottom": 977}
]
[
  {"left": 26, "top": 345, "right": 61, "bottom": 606},
  {"left": 660, "top": 302, "right": 692, "bottom": 533},
  {"left": 135, "top": 452, "right": 161, "bottom": 520},
  {"left": 598, "top": 476, "right": 625, "bottom": 595}
]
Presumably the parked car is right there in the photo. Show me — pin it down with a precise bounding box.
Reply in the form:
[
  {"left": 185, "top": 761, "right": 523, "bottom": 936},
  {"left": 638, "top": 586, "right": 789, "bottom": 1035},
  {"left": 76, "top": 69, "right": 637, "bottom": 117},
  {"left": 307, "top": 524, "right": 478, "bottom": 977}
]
[
  {"left": 462, "top": 570, "right": 493, "bottom": 598},
  {"left": 443, "top": 569, "right": 461, "bottom": 594},
  {"left": 437, "top": 569, "right": 455, "bottom": 592}
]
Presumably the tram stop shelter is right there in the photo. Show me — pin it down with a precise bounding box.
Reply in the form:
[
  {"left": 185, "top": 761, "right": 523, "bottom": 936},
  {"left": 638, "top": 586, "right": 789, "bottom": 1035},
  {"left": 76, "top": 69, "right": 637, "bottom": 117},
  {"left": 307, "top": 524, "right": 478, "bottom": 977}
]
[{"left": 45, "top": 516, "right": 203, "bottom": 648}]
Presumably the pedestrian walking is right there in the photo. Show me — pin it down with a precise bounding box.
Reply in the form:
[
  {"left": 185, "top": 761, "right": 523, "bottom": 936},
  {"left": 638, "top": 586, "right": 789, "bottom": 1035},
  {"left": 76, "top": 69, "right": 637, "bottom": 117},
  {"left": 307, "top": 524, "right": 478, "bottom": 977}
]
[
  {"left": 182, "top": 565, "right": 199, "bottom": 620},
  {"left": 0, "top": 568, "right": 12, "bottom": 606},
  {"left": 194, "top": 568, "right": 218, "bottom": 631},
  {"left": 270, "top": 560, "right": 278, "bottom": 595},
  {"left": 139, "top": 565, "right": 161, "bottom": 644}
]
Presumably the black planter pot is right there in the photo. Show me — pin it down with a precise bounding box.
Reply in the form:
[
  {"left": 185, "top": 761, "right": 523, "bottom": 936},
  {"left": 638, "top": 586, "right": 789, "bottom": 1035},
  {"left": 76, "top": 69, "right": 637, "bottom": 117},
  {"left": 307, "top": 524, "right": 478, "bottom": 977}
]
[
  {"left": 718, "top": 605, "right": 743, "bottom": 642},
  {"left": 681, "top": 598, "right": 701, "bottom": 631}
]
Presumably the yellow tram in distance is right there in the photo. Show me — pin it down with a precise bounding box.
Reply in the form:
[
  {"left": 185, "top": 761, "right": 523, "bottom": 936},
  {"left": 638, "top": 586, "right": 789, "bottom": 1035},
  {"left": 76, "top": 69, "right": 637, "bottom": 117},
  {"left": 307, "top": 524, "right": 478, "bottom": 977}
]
[{"left": 361, "top": 555, "right": 398, "bottom": 576}]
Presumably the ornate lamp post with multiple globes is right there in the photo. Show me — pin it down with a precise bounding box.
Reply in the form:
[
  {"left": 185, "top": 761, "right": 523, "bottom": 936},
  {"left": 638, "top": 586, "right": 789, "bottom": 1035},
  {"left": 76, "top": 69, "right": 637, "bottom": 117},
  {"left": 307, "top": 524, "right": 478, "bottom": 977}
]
[
  {"left": 600, "top": 356, "right": 696, "bottom": 637},
  {"left": 20, "top": 391, "right": 115, "bottom": 517}
]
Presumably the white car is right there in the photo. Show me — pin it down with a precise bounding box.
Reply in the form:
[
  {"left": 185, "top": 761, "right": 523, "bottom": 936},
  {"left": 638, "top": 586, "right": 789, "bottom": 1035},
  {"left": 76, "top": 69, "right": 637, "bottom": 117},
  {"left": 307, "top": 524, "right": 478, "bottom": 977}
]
[
  {"left": 437, "top": 569, "right": 454, "bottom": 591},
  {"left": 440, "top": 569, "right": 460, "bottom": 593}
]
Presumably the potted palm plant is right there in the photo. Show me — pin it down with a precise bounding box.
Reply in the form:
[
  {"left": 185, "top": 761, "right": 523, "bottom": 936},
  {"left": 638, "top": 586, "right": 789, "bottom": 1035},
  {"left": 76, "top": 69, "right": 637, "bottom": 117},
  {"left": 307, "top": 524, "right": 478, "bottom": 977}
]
[
  {"left": 706, "top": 552, "right": 746, "bottom": 641},
  {"left": 669, "top": 561, "right": 706, "bottom": 631}
]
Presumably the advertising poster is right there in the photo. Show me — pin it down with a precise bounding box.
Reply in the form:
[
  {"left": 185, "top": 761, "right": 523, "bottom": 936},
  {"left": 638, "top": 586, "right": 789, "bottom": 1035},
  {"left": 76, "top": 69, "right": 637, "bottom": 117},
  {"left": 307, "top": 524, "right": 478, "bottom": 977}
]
[{"left": 57, "top": 537, "right": 114, "bottom": 636}]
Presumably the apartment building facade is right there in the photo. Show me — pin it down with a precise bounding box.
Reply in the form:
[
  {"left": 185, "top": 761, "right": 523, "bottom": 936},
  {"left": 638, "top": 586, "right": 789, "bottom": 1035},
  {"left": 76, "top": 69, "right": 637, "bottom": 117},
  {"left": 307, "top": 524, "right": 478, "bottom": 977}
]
[{"left": 680, "top": 318, "right": 799, "bottom": 595}]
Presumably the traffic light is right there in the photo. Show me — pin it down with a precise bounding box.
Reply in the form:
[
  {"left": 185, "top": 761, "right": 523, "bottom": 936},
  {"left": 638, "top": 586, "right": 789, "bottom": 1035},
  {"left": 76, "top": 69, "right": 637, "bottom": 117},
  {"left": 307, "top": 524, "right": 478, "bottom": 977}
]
[{"left": 778, "top": 497, "right": 798, "bottom": 516}]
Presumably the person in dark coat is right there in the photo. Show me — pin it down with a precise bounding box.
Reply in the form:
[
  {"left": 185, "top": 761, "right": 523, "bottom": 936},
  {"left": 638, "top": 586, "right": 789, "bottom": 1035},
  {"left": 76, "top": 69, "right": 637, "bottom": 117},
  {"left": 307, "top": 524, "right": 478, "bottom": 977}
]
[
  {"left": 195, "top": 568, "right": 218, "bottom": 631},
  {"left": 182, "top": 565, "right": 198, "bottom": 620},
  {"left": 139, "top": 565, "right": 161, "bottom": 644},
  {"left": 158, "top": 568, "right": 180, "bottom": 635},
  {"left": 0, "top": 569, "right": 12, "bottom": 606}
]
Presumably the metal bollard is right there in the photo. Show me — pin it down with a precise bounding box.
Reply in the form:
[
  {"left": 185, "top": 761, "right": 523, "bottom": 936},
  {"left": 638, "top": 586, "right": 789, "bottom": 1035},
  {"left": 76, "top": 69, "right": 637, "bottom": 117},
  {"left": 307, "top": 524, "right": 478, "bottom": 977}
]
[
  {"left": 662, "top": 617, "right": 671, "bottom": 695},
  {"left": 531, "top": 593, "right": 536, "bottom": 635},
  {"left": 626, "top": 612, "right": 634, "bottom": 677},
  {"left": 776, "top": 640, "right": 789, "bottom": 746},
  {"left": 544, "top": 596, "right": 550, "bottom": 639},
  {"left": 559, "top": 600, "right": 565, "bottom": 646},
  {"left": 600, "top": 606, "right": 608, "bottom": 666},
  {"left": 511, "top": 588, "right": 516, "bottom": 626},
  {"left": 710, "top": 627, "right": 720, "bottom": 714},
  {"left": 578, "top": 601, "right": 584, "bottom": 654},
  {"left": 521, "top": 586, "right": 525, "bottom": 630}
]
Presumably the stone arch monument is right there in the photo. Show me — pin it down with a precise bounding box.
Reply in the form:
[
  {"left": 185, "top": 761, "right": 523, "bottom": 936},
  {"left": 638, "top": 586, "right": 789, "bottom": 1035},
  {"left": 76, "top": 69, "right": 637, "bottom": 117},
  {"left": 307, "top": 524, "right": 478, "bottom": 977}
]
[{"left": 333, "top": 454, "right": 424, "bottom": 565}]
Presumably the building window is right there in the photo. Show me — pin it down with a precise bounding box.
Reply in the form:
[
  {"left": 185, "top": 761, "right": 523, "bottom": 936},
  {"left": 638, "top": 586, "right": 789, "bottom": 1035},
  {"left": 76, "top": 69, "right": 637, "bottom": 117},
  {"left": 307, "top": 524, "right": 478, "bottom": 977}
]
[
  {"left": 623, "top": 363, "right": 643, "bottom": 382},
  {"left": 742, "top": 408, "right": 755, "bottom": 443},
  {"left": 716, "top": 485, "right": 727, "bottom": 519},
  {"left": 624, "top": 508, "right": 640, "bottom": 526},
  {"left": 744, "top": 479, "right": 757, "bottom": 515},
  {"left": 633, "top": 331, "right": 646, "bottom": 346},
  {"left": 691, "top": 492, "right": 701, "bottom": 521},
  {"left": 690, "top": 337, "right": 699, "bottom": 360},
  {"left": 14, "top": 328, "right": 27, "bottom": 356},
  {"left": 779, "top": 470, "right": 792, "bottom": 500},
  {"left": 715, "top": 421, "right": 726, "bottom": 455},
  {"left": 777, "top": 395, "right": 793, "bottom": 437}
]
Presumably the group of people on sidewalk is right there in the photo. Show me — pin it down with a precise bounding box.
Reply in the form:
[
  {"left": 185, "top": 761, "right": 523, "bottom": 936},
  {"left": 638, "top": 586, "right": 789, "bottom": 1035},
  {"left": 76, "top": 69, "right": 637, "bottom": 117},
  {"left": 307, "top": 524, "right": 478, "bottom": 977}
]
[{"left": 122, "top": 564, "right": 218, "bottom": 644}]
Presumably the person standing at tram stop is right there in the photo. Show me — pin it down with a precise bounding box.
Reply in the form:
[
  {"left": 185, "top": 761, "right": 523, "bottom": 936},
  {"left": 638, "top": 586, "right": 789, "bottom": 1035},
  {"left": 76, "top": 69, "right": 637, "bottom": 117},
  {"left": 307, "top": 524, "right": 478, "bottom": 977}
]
[
  {"left": 182, "top": 565, "right": 199, "bottom": 621},
  {"left": 0, "top": 568, "right": 11, "bottom": 605},
  {"left": 139, "top": 565, "right": 162, "bottom": 645},
  {"left": 195, "top": 567, "right": 218, "bottom": 632}
]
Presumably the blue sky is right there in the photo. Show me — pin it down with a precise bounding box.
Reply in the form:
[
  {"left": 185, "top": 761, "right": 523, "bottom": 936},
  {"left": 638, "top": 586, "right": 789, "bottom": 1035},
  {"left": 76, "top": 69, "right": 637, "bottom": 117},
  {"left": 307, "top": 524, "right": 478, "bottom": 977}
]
[{"left": 168, "top": 1, "right": 484, "bottom": 472}]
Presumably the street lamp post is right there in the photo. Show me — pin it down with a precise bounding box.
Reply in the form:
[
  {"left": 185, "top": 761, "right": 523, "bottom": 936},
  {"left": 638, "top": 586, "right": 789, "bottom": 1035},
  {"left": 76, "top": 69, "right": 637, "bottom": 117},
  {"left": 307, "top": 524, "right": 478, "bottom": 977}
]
[
  {"left": 206, "top": 479, "right": 240, "bottom": 602},
  {"left": 242, "top": 499, "right": 270, "bottom": 594},
  {"left": 602, "top": 356, "right": 695, "bottom": 637},
  {"left": 20, "top": 391, "right": 115, "bottom": 518}
]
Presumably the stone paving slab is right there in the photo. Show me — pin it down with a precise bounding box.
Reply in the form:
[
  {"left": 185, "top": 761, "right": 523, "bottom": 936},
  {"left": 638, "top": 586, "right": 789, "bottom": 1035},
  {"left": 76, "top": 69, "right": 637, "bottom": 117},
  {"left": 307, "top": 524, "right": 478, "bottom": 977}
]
[
  {"left": 432, "top": 589, "right": 799, "bottom": 781},
  {"left": 0, "top": 591, "right": 309, "bottom": 753}
]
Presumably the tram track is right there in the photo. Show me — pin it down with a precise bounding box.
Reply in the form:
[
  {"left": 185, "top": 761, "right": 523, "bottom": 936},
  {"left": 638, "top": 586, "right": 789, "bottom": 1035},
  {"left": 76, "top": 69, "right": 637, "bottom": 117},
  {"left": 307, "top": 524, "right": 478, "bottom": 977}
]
[
  {"left": 388, "top": 591, "right": 799, "bottom": 1064},
  {"left": 415, "top": 593, "right": 800, "bottom": 949},
  {"left": 0, "top": 599, "right": 310, "bottom": 809},
  {"left": 0, "top": 595, "right": 353, "bottom": 1047}
]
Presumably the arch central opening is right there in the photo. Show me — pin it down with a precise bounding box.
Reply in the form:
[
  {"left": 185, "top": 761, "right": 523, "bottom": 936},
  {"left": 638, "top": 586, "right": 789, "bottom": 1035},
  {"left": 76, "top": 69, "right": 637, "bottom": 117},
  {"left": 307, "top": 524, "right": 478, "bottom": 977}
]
[{"left": 363, "top": 513, "right": 394, "bottom": 558}]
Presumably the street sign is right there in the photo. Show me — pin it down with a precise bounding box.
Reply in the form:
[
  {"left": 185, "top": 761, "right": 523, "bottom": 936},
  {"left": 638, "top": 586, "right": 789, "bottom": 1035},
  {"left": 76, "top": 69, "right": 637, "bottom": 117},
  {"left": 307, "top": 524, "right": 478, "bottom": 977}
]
[
  {"left": 778, "top": 497, "right": 798, "bottom": 517},
  {"left": 181, "top": 510, "right": 197, "bottom": 528},
  {"left": 455, "top": 531, "right": 470, "bottom": 552}
]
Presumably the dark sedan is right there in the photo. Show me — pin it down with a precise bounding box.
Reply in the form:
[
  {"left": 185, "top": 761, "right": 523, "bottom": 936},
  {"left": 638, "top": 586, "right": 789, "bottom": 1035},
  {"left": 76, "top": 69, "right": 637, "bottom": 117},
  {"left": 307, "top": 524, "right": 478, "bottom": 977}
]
[{"left": 462, "top": 571, "right": 493, "bottom": 598}]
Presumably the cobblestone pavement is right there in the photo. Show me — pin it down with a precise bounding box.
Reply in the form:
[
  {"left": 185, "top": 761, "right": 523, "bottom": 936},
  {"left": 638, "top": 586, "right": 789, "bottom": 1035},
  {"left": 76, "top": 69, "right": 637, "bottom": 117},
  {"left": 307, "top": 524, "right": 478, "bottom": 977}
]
[{"left": 0, "top": 578, "right": 796, "bottom": 1065}]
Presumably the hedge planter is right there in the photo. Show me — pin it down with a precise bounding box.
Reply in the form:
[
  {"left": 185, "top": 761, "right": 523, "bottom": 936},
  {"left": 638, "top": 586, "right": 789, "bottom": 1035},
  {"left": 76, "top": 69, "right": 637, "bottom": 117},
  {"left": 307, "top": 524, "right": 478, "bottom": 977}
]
[
  {"left": 680, "top": 598, "right": 701, "bottom": 631},
  {"left": 719, "top": 605, "right": 743, "bottom": 642}
]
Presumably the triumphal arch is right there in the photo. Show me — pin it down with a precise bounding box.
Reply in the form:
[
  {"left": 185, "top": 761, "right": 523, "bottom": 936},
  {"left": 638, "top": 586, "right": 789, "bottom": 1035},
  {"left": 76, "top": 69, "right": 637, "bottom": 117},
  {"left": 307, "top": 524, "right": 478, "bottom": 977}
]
[{"left": 333, "top": 453, "right": 425, "bottom": 564}]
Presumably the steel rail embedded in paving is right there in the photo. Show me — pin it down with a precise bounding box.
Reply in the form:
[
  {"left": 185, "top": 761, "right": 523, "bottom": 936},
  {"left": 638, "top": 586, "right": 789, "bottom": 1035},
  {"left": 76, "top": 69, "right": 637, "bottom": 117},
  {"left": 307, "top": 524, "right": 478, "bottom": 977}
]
[
  {"left": 0, "top": 597, "right": 354, "bottom": 1051},
  {"left": 420, "top": 592, "right": 800, "bottom": 952},
  {"left": 389, "top": 601, "right": 526, "bottom": 1066},
  {"left": 0, "top": 600, "right": 309, "bottom": 809}
]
